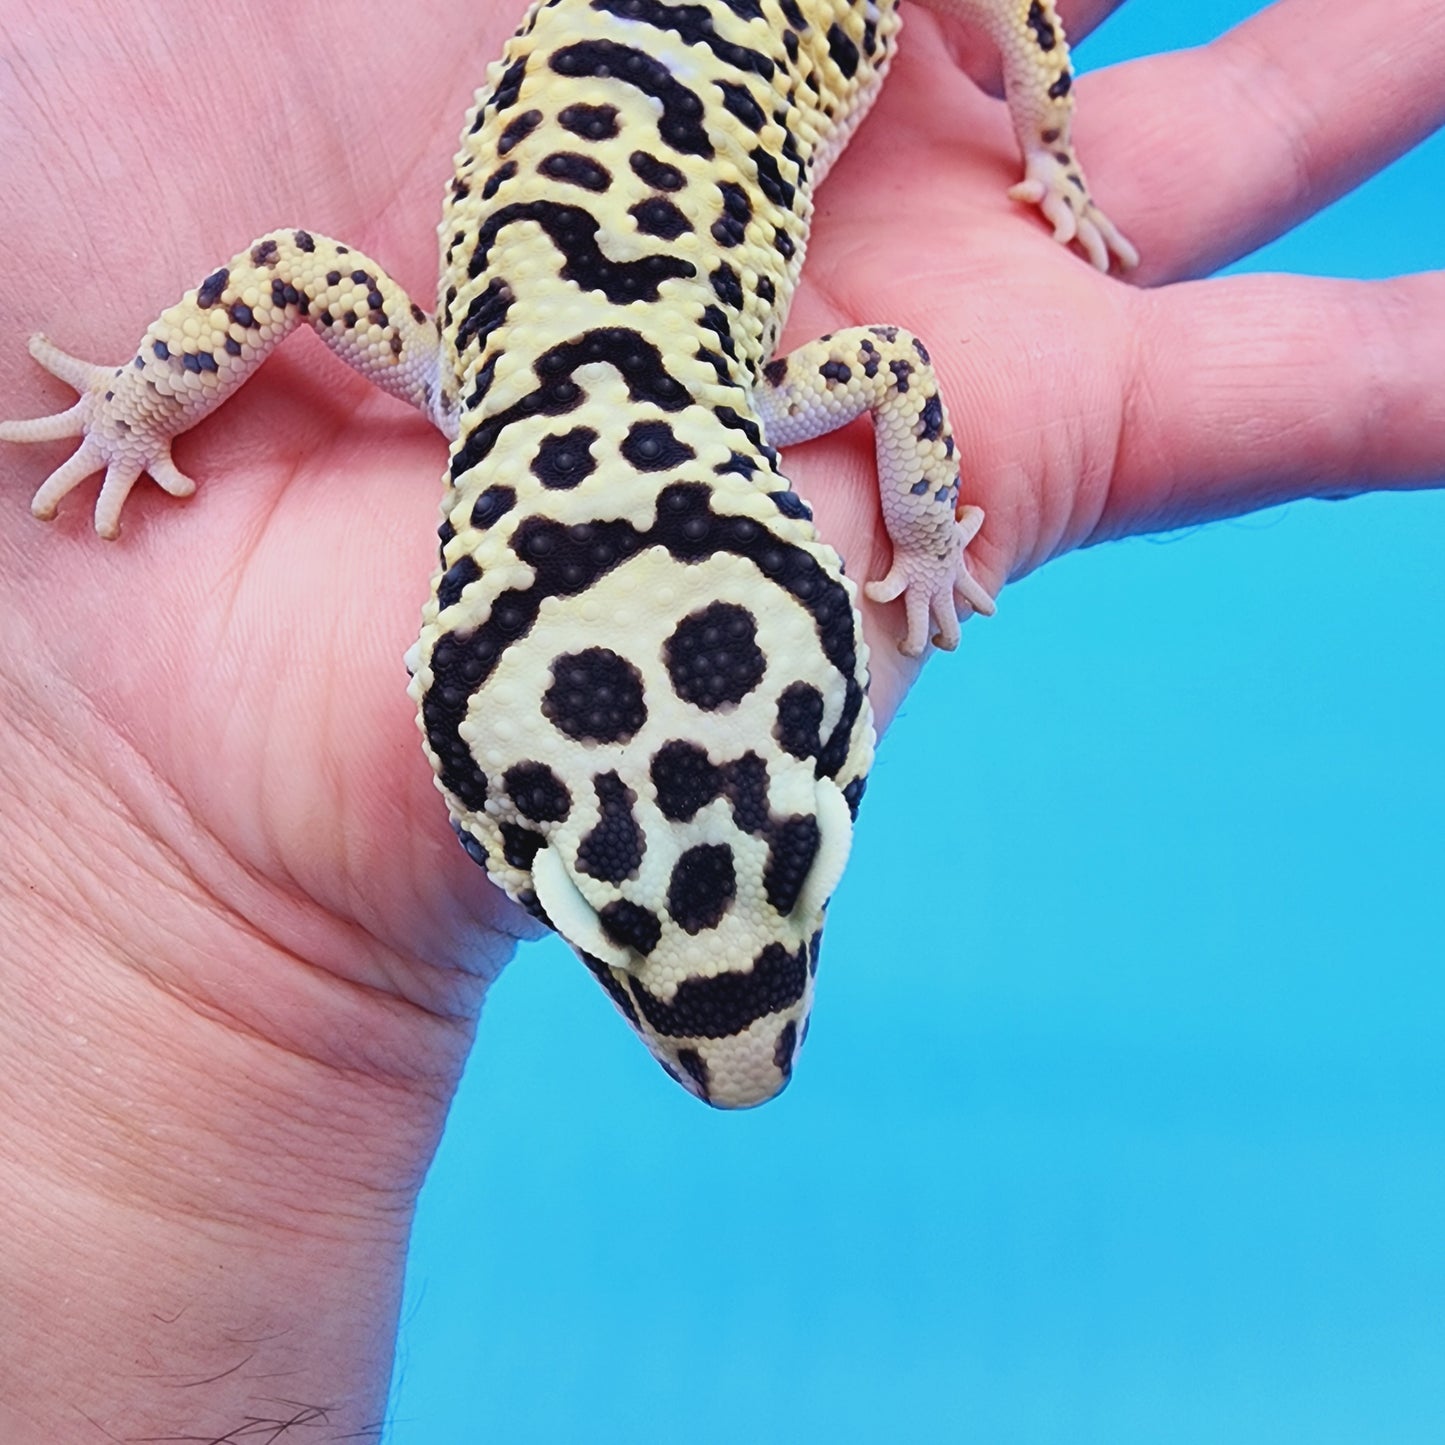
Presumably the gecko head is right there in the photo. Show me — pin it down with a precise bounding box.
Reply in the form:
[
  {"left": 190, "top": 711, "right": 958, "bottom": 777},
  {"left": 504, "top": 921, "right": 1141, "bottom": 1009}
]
[
  {"left": 427, "top": 498, "right": 875, "bottom": 1106},
  {"left": 523, "top": 762, "right": 857, "bottom": 1108}
]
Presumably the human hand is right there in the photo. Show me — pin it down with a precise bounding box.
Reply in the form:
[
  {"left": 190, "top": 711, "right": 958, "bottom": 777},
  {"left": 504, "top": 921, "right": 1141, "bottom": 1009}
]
[{"left": 1, "top": 0, "right": 1441, "bottom": 1437}]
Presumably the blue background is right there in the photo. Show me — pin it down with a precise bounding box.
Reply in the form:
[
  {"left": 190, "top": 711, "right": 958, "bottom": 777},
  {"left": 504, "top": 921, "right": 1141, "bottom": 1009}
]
[{"left": 390, "top": 4, "right": 1445, "bottom": 1439}]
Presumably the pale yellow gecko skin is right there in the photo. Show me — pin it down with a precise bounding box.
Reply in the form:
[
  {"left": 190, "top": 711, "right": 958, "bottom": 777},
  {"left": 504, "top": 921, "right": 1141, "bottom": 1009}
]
[{"left": 1, "top": 0, "right": 1132, "bottom": 1108}]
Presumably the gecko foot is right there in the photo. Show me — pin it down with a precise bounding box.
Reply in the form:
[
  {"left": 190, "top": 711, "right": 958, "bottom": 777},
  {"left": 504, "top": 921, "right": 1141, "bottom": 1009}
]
[
  {"left": 0, "top": 334, "right": 196, "bottom": 539},
  {"left": 865, "top": 505, "right": 995, "bottom": 657},
  {"left": 1009, "top": 151, "right": 1138, "bottom": 273}
]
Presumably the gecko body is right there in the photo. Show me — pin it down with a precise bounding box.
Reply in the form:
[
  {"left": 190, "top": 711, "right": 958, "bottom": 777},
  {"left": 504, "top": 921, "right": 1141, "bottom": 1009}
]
[{"left": 1, "top": 0, "right": 1133, "bottom": 1107}]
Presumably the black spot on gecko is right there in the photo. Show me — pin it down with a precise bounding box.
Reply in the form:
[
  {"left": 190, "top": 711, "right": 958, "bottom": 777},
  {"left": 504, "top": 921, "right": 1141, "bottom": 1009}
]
[
  {"left": 778, "top": 0, "right": 805, "bottom": 28},
  {"left": 505, "top": 761, "right": 573, "bottom": 823},
  {"left": 270, "top": 278, "right": 301, "bottom": 313},
  {"left": 152, "top": 340, "right": 170, "bottom": 360},
  {"left": 667, "top": 844, "right": 737, "bottom": 934},
  {"left": 543, "top": 648, "right": 647, "bottom": 744},
  {"left": 250, "top": 238, "right": 279, "bottom": 267},
  {"left": 629, "top": 150, "right": 685, "bottom": 191},
  {"left": 1027, "top": 1, "right": 1058, "bottom": 51},
  {"left": 532, "top": 426, "right": 599, "bottom": 489},
  {"left": 912, "top": 337, "right": 931, "bottom": 364},
  {"left": 716, "top": 80, "right": 766, "bottom": 132},
  {"left": 482, "top": 160, "right": 518, "bottom": 199},
  {"left": 630, "top": 196, "right": 692, "bottom": 239},
  {"left": 559, "top": 101, "right": 621, "bottom": 140},
  {"left": 750, "top": 147, "right": 795, "bottom": 209},
  {"left": 768, "top": 490, "right": 812, "bottom": 521},
  {"left": 539, "top": 150, "right": 612, "bottom": 192},
  {"left": 774, "top": 682, "right": 824, "bottom": 759},
  {"left": 773, "top": 1019, "right": 797, "bottom": 1076},
  {"left": 843, "top": 775, "right": 866, "bottom": 819},
  {"left": 631, "top": 940, "right": 807, "bottom": 1038},
  {"left": 675, "top": 1048, "right": 711, "bottom": 1098},
  {"left": 711, "top": 181, "right": 752, "bottom": 247},
  {"left": 470, "top": 485, "right": 516, "bottom": 530},
  {"left": 651, "top": 741, "right": 723, "bottom": 822},
  {"left": 500, "top": 821, "right": 546, "bottom": 871},
  {"left": 697, "top": 346, "right": 732, "bottom": 386},
  {"left": 410, "top": 302, "right": 427, "bottom": 325},
  {"left": 715, "top": 451, "right": 759, "bottom": 479},
  {"left": 711, "top": 404, "right": 766, "bottom": 454},
  {"left": 499, "top": 108, "right": 543, "bottom": 154},
  {"left": 764, "top": 814, "right": 820, "bottom": 915},
  {"left": 437, "top": 555, "right": 482, "bottom": 609},
  {"left": 293, "top": 229, "right": 315, "bottom": 252},
  {"left": 620, "top": 420, "right": 695, "bottom": 471},
  {"left": 826, "top": 22, "right": 860, "bottom": 78},
  {"left": 763, "top": 357, "right": 788, "bottom": 387},
  {"left": 197, "top": 268, "right": 229, "bottom": 308},
  {"left": 918, "top": 393, "right": 944, "bottom": 441},
  {"left": 665, "top": 602, "right": 765, "bottom": 711},
  {"left": 454, "top": 822, "right": 490, "bottom": 869},
  {"left": 578, "top": 772, "right": 645, "bottom": 883},
  {"left": 699, "top": 305, "right": 738, "bottom": 358},
  {"left": 723, "top": 752, "right": 770, "bottom": 835},
  {"left": 1049, "top": 70, "right": 1073, "bottom": 100},
  {"left": 600, "top": 899, "right": 662, "bottom": 956},
  {"left": 710, "top": 262, "right": 744, "bottom": 310},
  {"left": 889, "top": 358, "right": 913, "bottom": 392},
  {"left": 820, "top": 359, "right": 851, "bottom": 384}
]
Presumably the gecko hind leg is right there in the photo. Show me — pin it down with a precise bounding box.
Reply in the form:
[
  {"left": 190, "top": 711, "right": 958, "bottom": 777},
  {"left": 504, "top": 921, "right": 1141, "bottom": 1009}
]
[{"left": 1, "top": 229, "right": 453, "bottom": 538}]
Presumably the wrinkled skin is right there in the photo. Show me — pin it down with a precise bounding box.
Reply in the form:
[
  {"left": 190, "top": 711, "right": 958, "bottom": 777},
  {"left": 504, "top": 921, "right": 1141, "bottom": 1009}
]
[{"left": 1, "top": 0, "right": 1442, "bottom": 1435}]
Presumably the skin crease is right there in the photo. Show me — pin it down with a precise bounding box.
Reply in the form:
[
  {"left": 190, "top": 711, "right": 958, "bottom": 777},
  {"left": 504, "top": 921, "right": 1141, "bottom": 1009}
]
[{"left": 0, "top": 0, "right": 1442, "bottom": 1434}]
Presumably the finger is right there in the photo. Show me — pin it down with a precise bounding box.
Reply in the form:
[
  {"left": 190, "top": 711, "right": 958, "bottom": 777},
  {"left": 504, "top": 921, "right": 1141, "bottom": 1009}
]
[
  {"left": 1083, "top": 0, "right": 1445, "bottom": 284},
  {"left": 1097, "top": 271, "right": 1445, "bottom": 543}
]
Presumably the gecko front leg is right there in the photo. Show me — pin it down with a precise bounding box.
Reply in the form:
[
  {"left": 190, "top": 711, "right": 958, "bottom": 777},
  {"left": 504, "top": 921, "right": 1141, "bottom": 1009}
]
[{"left": 756, "top": 325, "right": 995, "bottom": 658}]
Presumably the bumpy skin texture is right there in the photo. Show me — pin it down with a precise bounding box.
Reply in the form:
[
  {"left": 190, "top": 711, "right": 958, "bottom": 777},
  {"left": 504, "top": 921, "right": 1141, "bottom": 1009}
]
[{"left": 1, "top": 0, "right": 1132, "bottom": 1108}]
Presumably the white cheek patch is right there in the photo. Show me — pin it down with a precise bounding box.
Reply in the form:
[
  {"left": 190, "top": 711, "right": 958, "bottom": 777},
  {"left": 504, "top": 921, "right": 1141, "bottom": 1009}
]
[
  {"left": 797, "top": 777, "right": 853, "bottom": 920},
  {"left": 532, "top": 845, "right": 630, "bottom": 968}
]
